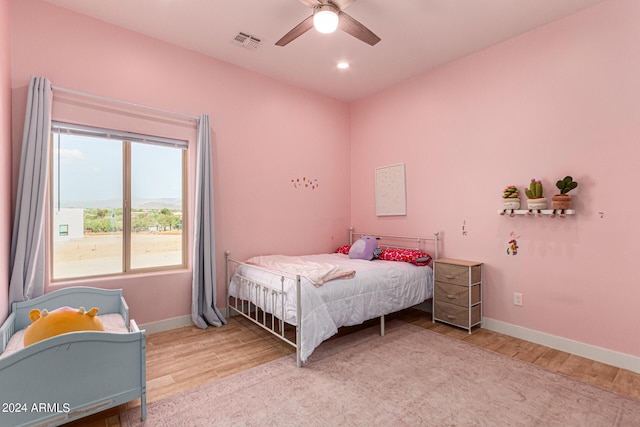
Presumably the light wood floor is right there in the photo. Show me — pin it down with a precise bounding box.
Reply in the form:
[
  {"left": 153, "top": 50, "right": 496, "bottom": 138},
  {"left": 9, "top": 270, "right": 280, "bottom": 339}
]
[{"left": 67, "top": 308, "right": 640, "bottom": 426}]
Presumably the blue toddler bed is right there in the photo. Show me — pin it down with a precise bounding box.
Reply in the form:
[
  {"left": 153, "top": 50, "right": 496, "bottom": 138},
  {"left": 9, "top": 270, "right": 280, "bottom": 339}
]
[{"left": 0, "top": 286, "right": 146, "bottom": 427}]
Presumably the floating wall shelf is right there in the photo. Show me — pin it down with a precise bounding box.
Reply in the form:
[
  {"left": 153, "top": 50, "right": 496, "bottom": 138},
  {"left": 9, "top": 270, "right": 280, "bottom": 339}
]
[{"left": 498, "top": 209, "right": 575, "bottom": 217}]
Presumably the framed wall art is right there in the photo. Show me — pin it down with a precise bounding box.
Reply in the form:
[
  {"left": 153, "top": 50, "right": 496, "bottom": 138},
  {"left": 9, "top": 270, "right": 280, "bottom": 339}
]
[{"left": 375, "top": 163, "right": 406, "bottom": 216}]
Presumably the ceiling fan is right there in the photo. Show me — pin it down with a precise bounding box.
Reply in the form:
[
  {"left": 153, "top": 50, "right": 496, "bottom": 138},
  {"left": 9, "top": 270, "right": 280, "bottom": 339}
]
[{"left": 276, "top": 0, "right": 381, "bottom": 47}]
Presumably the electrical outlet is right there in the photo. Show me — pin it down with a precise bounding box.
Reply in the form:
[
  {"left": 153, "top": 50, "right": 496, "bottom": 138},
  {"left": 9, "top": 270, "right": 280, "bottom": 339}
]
[{"left": 513, "top": 292, "right": 523, "bottom": 306}]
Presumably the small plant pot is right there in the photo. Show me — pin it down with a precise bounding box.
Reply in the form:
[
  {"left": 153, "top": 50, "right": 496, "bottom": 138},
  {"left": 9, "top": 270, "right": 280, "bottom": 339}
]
[
  {"left": 527, "top": 198, "right": 547, "bottom": 210},
  {"left": 502, "top": 198, "right": 520, "bottom": 210},
  {"left": 551, "top": 194, "right": 572, "bottom": 210}
]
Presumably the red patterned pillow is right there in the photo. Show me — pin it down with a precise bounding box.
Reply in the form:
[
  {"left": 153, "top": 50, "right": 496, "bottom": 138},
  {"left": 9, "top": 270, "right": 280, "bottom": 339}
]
[
  {"left": 335, "top": 245, "right": 351, "bottom": 255},
  {"left": 377, "top": 248, "right": 432, "bottom": 266}
]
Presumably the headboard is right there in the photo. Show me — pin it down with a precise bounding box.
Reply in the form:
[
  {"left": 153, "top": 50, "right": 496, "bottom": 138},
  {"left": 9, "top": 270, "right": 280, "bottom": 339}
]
[{"left": 349, "top": 227, "right": 440, "bottom": 260}]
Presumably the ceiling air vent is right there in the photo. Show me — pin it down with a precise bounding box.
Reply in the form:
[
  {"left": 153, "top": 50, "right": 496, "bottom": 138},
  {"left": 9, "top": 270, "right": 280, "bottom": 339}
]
[{"left": 232, "top": 32, "right": 261, "bottom": 49}]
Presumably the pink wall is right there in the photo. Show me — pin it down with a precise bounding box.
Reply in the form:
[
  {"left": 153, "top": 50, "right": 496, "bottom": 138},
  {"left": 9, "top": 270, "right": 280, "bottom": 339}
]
[
  {"left": 10, "top": 0, "right": 351, "bottom": 324},
  {"left": 0, "top": 0, "right": 11, "bottom": 324},
  {"left": 351, "top": 0, "right": 640, "bottom": 357},
  {"left": 9, "top": 0, "right": 638, "bottom": 361}
]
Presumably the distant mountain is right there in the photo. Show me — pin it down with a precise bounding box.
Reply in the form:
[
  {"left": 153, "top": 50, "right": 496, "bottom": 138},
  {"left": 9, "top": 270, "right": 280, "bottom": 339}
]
[
  {"left": 60, "top": 198, "right": 182, "bottom": 209},
  {"left": 135, "top": 198, "right": 183, "bottom": 209}
]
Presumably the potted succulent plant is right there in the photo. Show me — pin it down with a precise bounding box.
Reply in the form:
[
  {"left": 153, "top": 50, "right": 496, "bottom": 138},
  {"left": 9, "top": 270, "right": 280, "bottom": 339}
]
[
  {"left": 525, "top": 179, "right": 547, "bottom": 213},
  {"left": 501, "top": 185, "right": 520, "bottom": 215},
  {"left": 552, "top": 176, "right": 578, "bottom": 210}
]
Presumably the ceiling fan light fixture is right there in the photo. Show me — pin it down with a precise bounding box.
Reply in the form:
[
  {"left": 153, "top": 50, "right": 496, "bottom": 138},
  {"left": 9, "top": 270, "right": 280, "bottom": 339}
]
[{"left": 313, "top": 5, "right": 339, "bottom": 34}]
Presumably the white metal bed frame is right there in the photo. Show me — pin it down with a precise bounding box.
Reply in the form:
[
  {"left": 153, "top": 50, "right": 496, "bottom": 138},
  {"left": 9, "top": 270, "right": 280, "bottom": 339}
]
[{"left": 225, "top": 227, "right": 440, "bottom": 367}]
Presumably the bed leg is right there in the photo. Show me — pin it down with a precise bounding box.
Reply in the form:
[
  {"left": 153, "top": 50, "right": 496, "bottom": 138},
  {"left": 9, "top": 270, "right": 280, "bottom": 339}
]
[
  {"left": 296, "top": 322, "right": 302, "bottom": 368},
  {"left": 380, "top": 315, "right": 385, "bottom": 336},
  {"left": 141, "top": 393, "right": 147, "bottom": 421},
  {"left": 140, "top": 335, "right": 147, "bottom": 420}
]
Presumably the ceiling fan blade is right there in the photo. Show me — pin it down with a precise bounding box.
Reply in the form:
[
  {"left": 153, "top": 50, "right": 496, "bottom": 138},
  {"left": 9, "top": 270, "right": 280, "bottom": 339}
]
[
  {"left": 301, "top": 0, "right": 355, "bottom": 10},
  {"left": 298, "top": 0, "right": 322, "bottom": 7},
  {"left": 275, "top": 15, "right": 314, "bottom": 46},
  {"left": 331, "top": 0, "right": 356, "bottom": 10},
  {"left": 338, "top": 11, "right": 381, "bottom": 46}
]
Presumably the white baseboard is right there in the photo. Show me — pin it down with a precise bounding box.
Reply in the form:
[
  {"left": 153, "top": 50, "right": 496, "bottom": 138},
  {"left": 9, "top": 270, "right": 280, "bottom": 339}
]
[
  {"left": 482, "top": 317, "right": 640, "bottom": 374},
  {"left": 139, "top": 315, "right": 192, "bottom": 335}
]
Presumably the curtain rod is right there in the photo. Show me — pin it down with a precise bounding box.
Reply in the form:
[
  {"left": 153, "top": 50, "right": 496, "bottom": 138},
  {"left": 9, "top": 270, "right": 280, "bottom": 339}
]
[{"left": 51, "top": 85, "right": 200, "bottom": 122}]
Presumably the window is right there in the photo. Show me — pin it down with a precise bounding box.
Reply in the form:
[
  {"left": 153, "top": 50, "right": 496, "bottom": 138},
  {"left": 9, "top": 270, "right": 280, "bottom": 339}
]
[{"left": 51, "top": 122, "right": 187, "bottom": 280}]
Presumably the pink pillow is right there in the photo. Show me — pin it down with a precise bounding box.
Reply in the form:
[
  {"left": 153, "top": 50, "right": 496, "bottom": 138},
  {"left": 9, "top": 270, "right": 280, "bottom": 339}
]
[{"left": 377, "top": 248, "right": 432, "bottom": 266}]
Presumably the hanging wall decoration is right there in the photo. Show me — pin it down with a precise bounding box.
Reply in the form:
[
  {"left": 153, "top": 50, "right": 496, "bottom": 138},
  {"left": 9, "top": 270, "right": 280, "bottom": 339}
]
[
  {"left": 506, "top": 231, "right": 520, "bottom": 255},
  {"left": 375, "top": 163, "right": 407, "bottom": 216},
  {"left": 291, "top": 177, "right": 319, "bottom": 190}
]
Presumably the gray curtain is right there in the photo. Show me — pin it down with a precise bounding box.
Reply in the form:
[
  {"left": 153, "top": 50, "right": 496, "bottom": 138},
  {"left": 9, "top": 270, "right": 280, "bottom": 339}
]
[
  {"left": 9, "top": 76, "right": 52, "bottom": 304},
  {"left": 192, "top": 114, "right": 226, "bottom": 328}
]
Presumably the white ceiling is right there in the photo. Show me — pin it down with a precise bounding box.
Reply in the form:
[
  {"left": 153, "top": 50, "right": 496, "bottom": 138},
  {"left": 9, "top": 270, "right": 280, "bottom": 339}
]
[{"left": 44, "top": 0, "right": 605, "bottom": 102}]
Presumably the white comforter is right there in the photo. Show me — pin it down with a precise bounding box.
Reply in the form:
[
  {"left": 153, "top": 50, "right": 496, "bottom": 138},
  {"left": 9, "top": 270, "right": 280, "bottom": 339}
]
[
  {"left": 229, "top": 253, "right": 433, "bottom": 363},
  {"left": 247, "top": 254, "right": 356, "bottom": 286}
]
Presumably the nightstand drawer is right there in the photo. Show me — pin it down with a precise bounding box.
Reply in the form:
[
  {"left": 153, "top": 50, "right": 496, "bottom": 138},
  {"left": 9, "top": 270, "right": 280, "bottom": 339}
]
[
  {"left": 435, "top": 262, "right": 481, "bottom": 286},
  {"left": 434, "top": 301, "right": 481, "bottom": 329},
  {"left": 434, "top": 282, "right": 481, "bottom": 307}
]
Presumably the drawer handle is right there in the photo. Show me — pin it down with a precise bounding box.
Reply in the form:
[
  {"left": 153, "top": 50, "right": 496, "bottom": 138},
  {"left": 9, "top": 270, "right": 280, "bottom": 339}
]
[
  {"left": 446, "top": 294, "right": 456, "bottom": 299},
  {"left": 445, "top": 274, "right": 456, "bottom": 279},
  {"left": 446, "top": 315, "right": 456, "bottom": 320}
]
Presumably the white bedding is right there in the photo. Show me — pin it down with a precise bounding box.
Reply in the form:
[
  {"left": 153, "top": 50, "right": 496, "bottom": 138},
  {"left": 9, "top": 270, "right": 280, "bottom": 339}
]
[
  {"left": 229, "top": 253, "right": 433, "bottom": 363},
  {"left": 247, "top": 254, "right": 356, "bottom": 285}
]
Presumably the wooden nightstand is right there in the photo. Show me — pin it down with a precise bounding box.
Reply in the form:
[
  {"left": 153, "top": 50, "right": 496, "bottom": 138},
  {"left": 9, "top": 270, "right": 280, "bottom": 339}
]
[{"left": 432, "top": 258, "right": 483, "bottom": 333}]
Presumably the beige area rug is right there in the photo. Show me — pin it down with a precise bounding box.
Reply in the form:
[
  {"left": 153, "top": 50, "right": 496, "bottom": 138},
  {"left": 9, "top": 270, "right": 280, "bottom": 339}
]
[{"left": 121, "top": 321, "right": 640, "bottom": 426}]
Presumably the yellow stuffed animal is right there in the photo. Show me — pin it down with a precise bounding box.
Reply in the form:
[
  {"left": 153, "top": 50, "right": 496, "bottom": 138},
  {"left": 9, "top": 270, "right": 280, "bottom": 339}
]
[{"left": 23, "top": 306, "right": 105, "bottom": 346}]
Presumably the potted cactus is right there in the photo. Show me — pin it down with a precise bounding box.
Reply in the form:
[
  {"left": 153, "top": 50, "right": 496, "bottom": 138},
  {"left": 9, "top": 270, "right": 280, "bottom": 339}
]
[
  {"left": 552, "top": 176, "right": 578, "bottom": 210},
  {"left": 501, "top": 185, "right": 520, "bottom": 213},
  {"left": 525, "top": 179, "right": 547, "bottom": 212}
]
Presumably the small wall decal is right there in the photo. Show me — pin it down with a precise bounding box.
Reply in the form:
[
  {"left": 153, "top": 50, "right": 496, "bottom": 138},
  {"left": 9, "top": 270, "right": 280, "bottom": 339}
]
[
  {"left": 598, "top": 211, "right": 605, "bottom": 219},
  {"left": 507, "top": 231, "right": 521, "bottom": 255},
  {"left": 291, "top": 177, "right": 319, "bottom": 190},
  {"left": 462, "top": 220, "right": 468, "bottom": 236}
]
